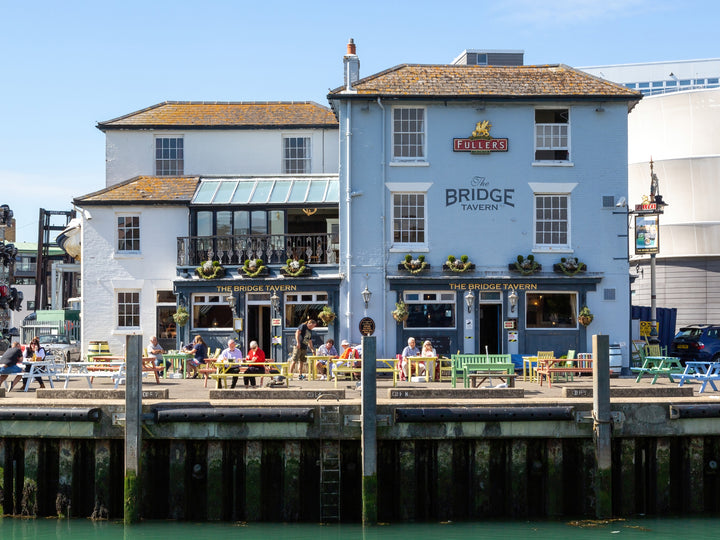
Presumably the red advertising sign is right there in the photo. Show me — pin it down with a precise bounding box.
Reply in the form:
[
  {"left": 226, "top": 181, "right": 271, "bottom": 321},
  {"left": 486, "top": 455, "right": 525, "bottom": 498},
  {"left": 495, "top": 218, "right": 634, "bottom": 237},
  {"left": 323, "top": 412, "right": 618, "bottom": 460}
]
[{"left": 453, "top": 138, "right": 508, "bottom": 152}]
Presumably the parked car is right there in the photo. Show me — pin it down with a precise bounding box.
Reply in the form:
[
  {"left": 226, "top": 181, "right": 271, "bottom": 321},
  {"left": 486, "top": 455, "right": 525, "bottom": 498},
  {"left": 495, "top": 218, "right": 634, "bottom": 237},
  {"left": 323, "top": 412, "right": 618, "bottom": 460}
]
[
  {"left": 36, "top": 335, "right": 81, "bottom": 363},
  {"left": 669, "top": 325, "right": 720, "bottom": 364}
]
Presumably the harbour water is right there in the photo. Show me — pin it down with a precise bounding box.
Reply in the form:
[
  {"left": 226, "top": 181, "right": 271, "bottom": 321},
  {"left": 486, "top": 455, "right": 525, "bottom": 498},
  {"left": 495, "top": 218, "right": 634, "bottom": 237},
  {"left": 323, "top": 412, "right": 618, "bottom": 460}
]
[{"left": 1, "top": 517, "right": 719, "bottom": 540}]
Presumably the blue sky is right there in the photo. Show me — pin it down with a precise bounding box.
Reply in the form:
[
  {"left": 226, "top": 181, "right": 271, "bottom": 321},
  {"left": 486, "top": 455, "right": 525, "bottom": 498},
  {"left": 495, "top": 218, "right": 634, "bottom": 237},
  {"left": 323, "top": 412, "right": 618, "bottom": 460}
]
[{"left": 2, "top": 0, "right": 718, "bottom": 243}]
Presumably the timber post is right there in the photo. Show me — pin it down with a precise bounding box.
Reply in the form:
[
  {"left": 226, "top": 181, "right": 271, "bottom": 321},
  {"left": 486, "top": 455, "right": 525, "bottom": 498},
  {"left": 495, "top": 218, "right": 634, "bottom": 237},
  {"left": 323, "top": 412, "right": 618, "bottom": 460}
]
[
  {"left": 124, "top": 334, "right": 142, "bottom": 524},
  {"left": 361, "top": 336, "right": 377, "bottom": 525},
  {"left": 592, "top": 334, "right": 612, "bottom": 518}
]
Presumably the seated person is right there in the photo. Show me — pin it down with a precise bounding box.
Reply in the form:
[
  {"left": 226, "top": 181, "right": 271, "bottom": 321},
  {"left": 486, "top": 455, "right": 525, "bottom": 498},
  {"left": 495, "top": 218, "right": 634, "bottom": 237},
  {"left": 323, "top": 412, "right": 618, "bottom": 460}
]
[
  {"left": 244, "top": 340, "right": 265, "bottom": 387},
  {"left": 183, "top": 335, "right": 208, "bottom": 379},
  {"left": 316, "top": 338, "right": 338, "bottom": 380},
  {"left": 400, "top": 337, "right": 420, "bottom": 379},
  {"left": 419, "top": 339, "right": 436, "bottom": 378},
  {"left": 148, "top": 335, "right": 171, "bottom": 376},
  {"left": 0, "top": 341, "right": 24, "bottom": 391},
  {"left": 334, "top": 339, "right": 361, "bottom": 380},
  {"left": 218, "top": 339, "right": 244, "bottom": 389},
  {"left": 23, "top": 338, "right": 46, "bottom": 389}
]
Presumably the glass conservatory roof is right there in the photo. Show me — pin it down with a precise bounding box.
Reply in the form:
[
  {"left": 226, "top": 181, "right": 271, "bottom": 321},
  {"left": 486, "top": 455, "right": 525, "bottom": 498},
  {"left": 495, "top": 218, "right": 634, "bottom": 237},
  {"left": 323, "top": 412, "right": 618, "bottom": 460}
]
[{"left": 191, "top": 176, "right": 339, "bottom": 205}]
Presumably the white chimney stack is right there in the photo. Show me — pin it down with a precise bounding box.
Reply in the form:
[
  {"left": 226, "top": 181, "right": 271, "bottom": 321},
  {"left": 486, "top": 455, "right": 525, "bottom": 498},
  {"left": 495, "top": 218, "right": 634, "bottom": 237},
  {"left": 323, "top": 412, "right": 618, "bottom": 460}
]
[{"left": 344, "top": 38, "right": 359, "bottom": 91}]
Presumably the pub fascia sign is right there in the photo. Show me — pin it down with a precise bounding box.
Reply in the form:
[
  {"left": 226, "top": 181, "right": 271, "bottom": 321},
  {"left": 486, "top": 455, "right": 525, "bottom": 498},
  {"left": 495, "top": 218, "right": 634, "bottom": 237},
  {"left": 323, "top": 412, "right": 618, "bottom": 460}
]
[{"left": 453, "top": 120, "right": 508, "bottom": 154}]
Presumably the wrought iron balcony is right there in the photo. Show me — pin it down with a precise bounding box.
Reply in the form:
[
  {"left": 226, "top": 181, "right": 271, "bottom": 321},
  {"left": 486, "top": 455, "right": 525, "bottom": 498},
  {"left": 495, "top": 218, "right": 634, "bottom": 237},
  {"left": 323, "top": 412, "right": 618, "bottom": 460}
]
[{"left": 177, "top": 233, "right": 339, "bottom": 268}]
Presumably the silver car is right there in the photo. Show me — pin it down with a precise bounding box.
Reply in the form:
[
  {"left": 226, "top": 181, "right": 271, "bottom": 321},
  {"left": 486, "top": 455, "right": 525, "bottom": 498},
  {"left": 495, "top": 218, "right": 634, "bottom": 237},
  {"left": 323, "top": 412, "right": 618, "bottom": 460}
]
[{"left": 37, "top": 335, "right": 81, "bottom": 363}]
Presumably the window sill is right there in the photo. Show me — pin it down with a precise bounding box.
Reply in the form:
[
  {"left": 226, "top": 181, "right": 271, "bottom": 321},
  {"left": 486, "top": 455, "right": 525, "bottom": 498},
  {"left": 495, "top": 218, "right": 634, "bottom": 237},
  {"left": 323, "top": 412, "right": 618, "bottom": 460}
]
[
  {"left": 389, "top": 246, "right": 429, "bottom": 253},
  {"left": 532, "top": 161, "right": 574, "bottom": 167},
  {"left": 114, "top": 252, "right": 142, "bottom": 259},
  {"left": 389, "top": 161, "right": 430, "bottom": 167},
  {"left": 112, "top": 328, "right": 141, "bottom": 335},
  {"left": 532, "top": 248, "right": 573, "bottom": 254}
]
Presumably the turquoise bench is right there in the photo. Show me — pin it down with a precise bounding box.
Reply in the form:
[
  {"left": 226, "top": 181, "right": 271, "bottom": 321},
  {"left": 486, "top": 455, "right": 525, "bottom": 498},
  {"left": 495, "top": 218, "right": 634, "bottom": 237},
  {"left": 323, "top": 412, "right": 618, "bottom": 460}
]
[{"left": 451, "top": 354, "right": 514, "bottom": 388}]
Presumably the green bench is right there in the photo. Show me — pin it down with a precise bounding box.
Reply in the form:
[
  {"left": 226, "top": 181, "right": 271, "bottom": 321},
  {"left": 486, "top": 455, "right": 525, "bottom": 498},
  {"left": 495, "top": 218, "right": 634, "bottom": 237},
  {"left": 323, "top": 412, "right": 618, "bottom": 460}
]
[{"left": 451, "top": 354, "right": 515, "bottom": 388}]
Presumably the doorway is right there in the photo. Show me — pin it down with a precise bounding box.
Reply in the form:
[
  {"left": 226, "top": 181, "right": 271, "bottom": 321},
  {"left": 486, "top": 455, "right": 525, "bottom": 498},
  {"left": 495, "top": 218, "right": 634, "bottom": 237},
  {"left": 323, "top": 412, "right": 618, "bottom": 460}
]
[
  {"left": 246, "top": 294, "right": 272, "bottom": 357},
  {"left": 478, "top": 303, "right": 501, "bottom": 354}
]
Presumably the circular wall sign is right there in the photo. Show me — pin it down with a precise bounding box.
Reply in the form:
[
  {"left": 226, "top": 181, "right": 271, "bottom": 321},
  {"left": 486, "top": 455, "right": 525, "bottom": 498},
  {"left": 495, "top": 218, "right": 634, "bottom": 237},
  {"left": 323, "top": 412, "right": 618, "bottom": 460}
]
[{"left": 359, "top": 317, "right": 376, "bottom": 336}]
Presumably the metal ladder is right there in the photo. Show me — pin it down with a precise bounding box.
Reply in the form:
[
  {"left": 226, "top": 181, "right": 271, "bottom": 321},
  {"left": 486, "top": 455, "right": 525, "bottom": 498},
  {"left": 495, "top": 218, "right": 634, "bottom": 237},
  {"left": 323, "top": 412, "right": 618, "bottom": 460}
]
[{"left": 319, "top": 404, "right": 341, "bottom": 522}]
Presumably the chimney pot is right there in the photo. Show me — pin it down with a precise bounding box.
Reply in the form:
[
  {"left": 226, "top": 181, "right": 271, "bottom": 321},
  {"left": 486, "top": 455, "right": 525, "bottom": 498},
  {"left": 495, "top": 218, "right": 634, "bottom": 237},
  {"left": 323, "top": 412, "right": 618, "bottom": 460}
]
[{"left": 347, "top": 38, "right": 356, "bottom": 55}]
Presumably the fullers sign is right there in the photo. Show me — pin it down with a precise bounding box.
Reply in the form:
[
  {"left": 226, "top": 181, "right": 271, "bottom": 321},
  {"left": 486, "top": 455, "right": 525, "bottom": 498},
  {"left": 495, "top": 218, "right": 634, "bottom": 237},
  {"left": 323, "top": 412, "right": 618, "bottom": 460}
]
[{"left": 453, "top": 120, "right": 508, "bottom": 154}]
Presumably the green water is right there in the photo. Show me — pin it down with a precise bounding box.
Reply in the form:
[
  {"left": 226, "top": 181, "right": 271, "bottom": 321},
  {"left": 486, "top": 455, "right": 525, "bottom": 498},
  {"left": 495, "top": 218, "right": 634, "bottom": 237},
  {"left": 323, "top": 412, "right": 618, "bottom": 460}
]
[{"left": 1, "top": 518, "right": 719, "bottom": 540}]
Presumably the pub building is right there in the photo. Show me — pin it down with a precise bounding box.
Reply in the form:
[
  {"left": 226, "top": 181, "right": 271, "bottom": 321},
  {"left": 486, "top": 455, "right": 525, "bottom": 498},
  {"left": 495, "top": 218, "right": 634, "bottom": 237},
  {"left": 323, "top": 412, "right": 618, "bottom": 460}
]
[{"left": 327, "top": 43, "right": 641, "bottom": 367}]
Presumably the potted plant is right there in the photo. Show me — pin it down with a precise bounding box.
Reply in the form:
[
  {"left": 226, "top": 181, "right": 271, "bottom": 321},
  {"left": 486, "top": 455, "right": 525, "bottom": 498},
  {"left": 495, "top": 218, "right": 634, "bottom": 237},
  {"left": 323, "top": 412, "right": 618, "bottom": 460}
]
[
  {"left": 281, "top": 258, "right": 310, "bottom": 277},
  {"left": 239, "top": 258, "right": 268, "bottom": 277},
  {"left": 443, "top": 254, "right": 475, "bottom": 273},
  {"left": 399, "top": 254, "right": 429, "bottom": 274},
  {"left": 392, "top": 301, "right": 409, "bottom": 323},
  {"left": 172, "top": 306, "right": 190, "bottom": 327},
  {"left": 509, "top": 254, "right": 541, "bottom": 275},
  {"left": 553, "top": 257, "right": 587, "bottom": 276},
  {"left": 578, "top": 306, "right": 594, "bottom": 327},
  {"left": 317, "top": 306, "right": 336, "bottom": 326},
  {"left": 196, "top": 259, "right": 225, "bottom": 279}
]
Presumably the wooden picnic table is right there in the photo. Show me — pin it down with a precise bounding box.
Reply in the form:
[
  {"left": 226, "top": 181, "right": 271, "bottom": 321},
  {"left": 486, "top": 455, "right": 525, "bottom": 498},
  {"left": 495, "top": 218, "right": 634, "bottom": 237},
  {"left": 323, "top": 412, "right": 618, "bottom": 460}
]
[{"left": 537, "top": 358, "right": 593, "bottom": 387}]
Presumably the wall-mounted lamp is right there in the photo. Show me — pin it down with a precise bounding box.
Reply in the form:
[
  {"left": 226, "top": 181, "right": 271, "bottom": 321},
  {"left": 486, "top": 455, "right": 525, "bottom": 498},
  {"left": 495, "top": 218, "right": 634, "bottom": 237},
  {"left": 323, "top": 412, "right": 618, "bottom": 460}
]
[
  {"left": 270, "top": 292, "right": 280, "bottom": 312},
  {"left": 508, "top": 290, "right": 519, "bottom": 314},
  {"left": 225, "top": 294, "right": 237, "bottom": 311},
  {"left": 361, "top": 285, "right": 372, "bottom": 309},
  {"left": 464, "top": 290, "right": 475, "bottom": 313}
]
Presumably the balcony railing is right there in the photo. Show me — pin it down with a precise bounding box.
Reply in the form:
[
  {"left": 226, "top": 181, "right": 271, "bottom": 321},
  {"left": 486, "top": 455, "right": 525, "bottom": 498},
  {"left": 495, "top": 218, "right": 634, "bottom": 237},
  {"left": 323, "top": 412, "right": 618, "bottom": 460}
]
[{"left": 177, "top": 234, "right": 339, "bottom": 267}]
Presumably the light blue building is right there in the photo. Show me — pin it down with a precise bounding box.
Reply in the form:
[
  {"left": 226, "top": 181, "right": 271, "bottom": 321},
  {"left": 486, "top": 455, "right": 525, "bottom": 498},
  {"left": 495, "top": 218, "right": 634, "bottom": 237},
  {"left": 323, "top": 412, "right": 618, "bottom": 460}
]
[{"left": 328, "top": 42, "right": 642, "bottom": 367}]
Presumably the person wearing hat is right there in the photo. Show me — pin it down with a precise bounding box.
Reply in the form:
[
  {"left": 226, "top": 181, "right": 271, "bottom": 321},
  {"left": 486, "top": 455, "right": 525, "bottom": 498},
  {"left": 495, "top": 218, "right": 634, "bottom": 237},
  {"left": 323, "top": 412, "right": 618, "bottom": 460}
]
[{"left": 334, "top": 339, "right": 361, "bottom": 380}]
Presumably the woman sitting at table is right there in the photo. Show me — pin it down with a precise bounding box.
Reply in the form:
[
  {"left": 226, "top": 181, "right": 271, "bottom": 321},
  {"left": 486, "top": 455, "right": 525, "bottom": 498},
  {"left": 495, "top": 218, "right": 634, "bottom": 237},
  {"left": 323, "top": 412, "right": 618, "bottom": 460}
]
[
  {"left": 418, "top": 340, "right": 436, "bottom": 378},
  {"left": 23, "top": 338, "right": 46, "bottom": 389},
  {"left": 244, "top": 340, "right": 265, "bottom": 387},
  {"left": 183, "top": 335, "right": 208, "bottom": 379}
]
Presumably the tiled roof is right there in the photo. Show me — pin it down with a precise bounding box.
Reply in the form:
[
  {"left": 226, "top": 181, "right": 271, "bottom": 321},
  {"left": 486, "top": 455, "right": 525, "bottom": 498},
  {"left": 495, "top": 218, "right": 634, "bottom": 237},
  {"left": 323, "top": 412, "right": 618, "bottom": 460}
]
[
  {"left": 328, "top": 64, "right": 642, "bottom": 100},
  {"left": 97, "top": 101, "right": 338, "bottom": 130},
  {"left": 74, "top": 176, "right": 200, "bottom": 205}
]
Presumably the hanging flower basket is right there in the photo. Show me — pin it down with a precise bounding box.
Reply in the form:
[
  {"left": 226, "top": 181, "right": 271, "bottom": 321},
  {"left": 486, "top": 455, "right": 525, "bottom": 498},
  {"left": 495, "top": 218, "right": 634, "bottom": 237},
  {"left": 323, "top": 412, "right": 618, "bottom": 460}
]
[
  {"left": 281, "top": 259, "right": 311, "bottom": 277},
  {"left": 398, "top": 254, "right": 429, "bottom": 274},
  {"left": 578, "top": 306, "right": 594, "bottom": 327},
  {"left": 318, "top": 306, "right": 336, "bottom": 326},
  {"left": 239, "top": 258, "right": 269, "bottom": 278},
  {"left": 392, "top": 301, "right": 409, "bottom": 323},
  {"left": 443, "top": 254, "right": 475, "bottom": 273},
  {"left": 196, "top": 260, "right": 226, "bottom": 279},
  {"left": 172, "top": 307, "right": 190, "bottom": 327},
  {"left": 553, "top": 257, "right": 587, "bottom": 276},
  {"left": 509, "top": 254, "right": 541, "bottom": 275}
]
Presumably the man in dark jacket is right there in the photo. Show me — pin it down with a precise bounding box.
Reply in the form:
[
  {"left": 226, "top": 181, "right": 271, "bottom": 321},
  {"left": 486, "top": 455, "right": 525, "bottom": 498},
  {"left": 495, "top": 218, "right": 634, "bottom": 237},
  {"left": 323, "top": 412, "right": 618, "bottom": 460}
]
[{"left": 0, "top": 341, "right": 24, "bottom": 391}]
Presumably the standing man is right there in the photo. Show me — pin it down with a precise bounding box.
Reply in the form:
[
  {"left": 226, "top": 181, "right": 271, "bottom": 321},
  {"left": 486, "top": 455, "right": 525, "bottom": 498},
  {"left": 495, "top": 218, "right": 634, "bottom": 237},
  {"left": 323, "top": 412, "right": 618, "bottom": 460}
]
[
  {"left": 289, "top": 317, "right": 317, "bottom": 380},
  {"left": 219, "top": 339, "right": 244, "bottom": 389},
  {"left": 148, "top": 336, "right": 171, "bottom": 376}
]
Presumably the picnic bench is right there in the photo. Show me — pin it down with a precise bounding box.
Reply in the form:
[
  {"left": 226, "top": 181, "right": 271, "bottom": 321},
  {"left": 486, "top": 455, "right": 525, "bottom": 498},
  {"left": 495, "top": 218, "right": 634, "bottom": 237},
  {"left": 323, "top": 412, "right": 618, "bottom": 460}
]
[
  {"left": 451, "top": 354, "right": 515, "bottom": 388},
  {"left": 670, "top": 361, "right": 720, "bottom": 393},
  {"left": 331, "top": 358, "right": 400, "bottom": 388},
  {"left": 209, "top": 361, "right": 289, "bottom": 388},
  {"left": 467, "top": 370, "right": 517, "bottom": 388},
  {"left": 631, "top": 356, "right": 684, "bottom": 384},
  {"left": 537, "top": 358, "right": 593, "bottom": 387}
]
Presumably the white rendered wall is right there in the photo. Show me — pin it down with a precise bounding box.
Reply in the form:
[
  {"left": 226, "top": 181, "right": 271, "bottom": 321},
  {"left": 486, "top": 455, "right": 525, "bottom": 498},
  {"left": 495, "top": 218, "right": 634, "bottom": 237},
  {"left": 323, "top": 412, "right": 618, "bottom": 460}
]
[
  {"left": 105, "top": 128, "right": 339, "bottom": 186},
  {"left": 78, "top": 205, "right": 188, "bottom": 356}
]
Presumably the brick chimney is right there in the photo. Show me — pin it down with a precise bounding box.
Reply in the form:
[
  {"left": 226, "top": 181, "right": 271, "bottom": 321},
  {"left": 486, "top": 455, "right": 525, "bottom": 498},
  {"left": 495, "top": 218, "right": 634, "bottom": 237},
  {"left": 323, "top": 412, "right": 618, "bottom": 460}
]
[{"left": 344, "top": 38, "right": 360, "bottom": 91}]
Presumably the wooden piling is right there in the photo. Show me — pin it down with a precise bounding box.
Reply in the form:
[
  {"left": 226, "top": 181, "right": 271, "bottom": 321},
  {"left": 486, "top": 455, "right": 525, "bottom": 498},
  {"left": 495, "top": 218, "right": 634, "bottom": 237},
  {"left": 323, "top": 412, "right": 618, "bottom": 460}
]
[
  {"left": 124, "top": 335, "right": 142, "bottom": 524},
  {"left": 361, "top": 336, "right": 377, "bottom": 525},
  {"left": 592, "top": 334, "right": 612, "bottom": 518}
]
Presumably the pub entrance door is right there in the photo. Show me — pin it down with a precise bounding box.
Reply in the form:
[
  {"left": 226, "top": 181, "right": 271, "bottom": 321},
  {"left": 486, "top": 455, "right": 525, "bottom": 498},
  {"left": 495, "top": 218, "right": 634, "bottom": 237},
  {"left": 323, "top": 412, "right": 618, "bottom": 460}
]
[
  {"left": 246, "top": 294, "right": 272, "bottom": 357},
  {"left": 478, "top": 303, "right": 501, "bottom": 354}
]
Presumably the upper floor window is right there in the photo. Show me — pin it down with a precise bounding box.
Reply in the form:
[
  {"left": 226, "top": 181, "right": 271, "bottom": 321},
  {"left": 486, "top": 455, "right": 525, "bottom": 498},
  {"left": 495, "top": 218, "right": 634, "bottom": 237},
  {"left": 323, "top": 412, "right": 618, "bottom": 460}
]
[
  {"left": 534, "top": 194, "right": 569, "bottom": 249},
  {"left": 535, "top": 109, "right": 569, "bottom": 162},
  {"left": 117, "top": 291, "right": 140, "bottom": 328},
  {"left": 392, "top": 192, "right": 426, "bottom": 247},
  {"left": 117, "top": 215, "right": 140, "bottom": 252},
  {"left": 393, "top": 108, "right": 425, "bottom": 161},
  {"left": 283, "top": 137, "right": 311, "bottom": 174},
  {"left": 155, "top": 137, "right": 184, "bottom": 176}
]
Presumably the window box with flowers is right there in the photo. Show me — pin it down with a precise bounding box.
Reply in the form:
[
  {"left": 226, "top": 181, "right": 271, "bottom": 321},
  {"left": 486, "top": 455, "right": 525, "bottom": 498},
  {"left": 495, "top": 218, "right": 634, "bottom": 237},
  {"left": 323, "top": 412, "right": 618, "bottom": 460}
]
[
  {"left": 509, "top": 254, "right": 541, "bottom": 275},
  {"left": 553, "top": 257, "right": 587, "bottom": 276},
  {"left": 281, "top": 259, "right": 311, "bottom": 277},
  {"left": 443, "top": 254, "right": 475, "bottom": 273},
  {"left": 239, "top": 258, "right": 269, "bottom": 278},
  {"left": 392, "top": 301, "right": 409, "bottom": 323},
  {"left": 196, "top": 260, "right": 226, "bottom": 279},
  {"left": 398, "top": 254, "right": 430, "bottom": 275}
]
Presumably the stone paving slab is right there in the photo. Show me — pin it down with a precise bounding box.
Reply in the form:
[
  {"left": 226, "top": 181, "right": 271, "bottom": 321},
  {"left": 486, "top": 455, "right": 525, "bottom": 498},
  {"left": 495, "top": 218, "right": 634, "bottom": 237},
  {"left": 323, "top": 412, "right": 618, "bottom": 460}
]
[
  {"left": 35, "top": 388, "right": 170, "bottom": 399},
  {"left": 209, "top": 388, "right": 345, "bottom": 400},
  {"left": 563, "top": 386, "right": 694, "bottom": 398},
  {"left": 388, "top": 387, "right": 524, "bottom": 399}
]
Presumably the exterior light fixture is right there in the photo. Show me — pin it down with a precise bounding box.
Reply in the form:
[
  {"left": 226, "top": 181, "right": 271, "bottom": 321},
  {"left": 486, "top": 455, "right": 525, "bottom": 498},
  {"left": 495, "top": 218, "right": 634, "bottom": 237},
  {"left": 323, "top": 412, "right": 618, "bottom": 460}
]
[
  {"left": 464, "top": 290, "right": 475, "bottom": 313},
  {"left": 361, "top": 285, "right": 372, "bottom": 309},
  {"left": 225, "top": 294, "right": 237, "bottom": 311},
  {"left": 508, "top": 290, "right": 518, "bottom": 313},
  {"left": 270, "top": 292, "right": 280, "bottom": 312}
]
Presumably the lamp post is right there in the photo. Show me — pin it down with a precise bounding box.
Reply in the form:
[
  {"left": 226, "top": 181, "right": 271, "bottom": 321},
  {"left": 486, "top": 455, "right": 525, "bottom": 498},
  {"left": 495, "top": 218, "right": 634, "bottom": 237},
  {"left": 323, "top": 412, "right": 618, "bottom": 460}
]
[{"left": 270, "top": 292, "right": 280, "bottom": 363}]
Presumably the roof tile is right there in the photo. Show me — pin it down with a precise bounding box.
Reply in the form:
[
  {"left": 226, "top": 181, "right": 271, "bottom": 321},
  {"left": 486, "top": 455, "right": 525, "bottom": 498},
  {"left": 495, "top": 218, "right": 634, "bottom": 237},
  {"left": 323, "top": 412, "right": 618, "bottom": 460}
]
[{"left": 74, "top": 176, "right": 199, "bottom": 204}]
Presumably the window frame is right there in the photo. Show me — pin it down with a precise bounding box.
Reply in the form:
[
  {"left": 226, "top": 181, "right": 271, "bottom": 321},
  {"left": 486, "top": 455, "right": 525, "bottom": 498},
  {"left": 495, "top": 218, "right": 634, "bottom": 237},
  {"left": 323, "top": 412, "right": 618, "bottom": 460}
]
[
  {"left": 391, "top": 106, "right": 427, "bottom": 163},
  {"left": 282, "top": 135, "right": 312, "bottom": 174},
  {"left": 534, "top": 108, "right": 570, "bottom": 163},
  {"left": 284, "top": 292, "right": 329, "bottom": 330},
  {"left": 155, "top": 136, "right": 184, "bottom": 176},
  {"left": 388, "top": 185, "right": 430, "bottom": 251},
  {"left": 116, "top": 290, "right": 141, "bottom": 329},
  {"left": 116, "top": 214, "right": 141, "bottom": 254},
  {"left": 402, "top": 291, "right": 456, "bottom": 330},
  {"left": 190, "top": 293, "right": 233, "bottom": 331},
  {"left": 533, "top": 193, "right": 571, "bottom": 251},
  {"left": 525, "top": 291, "right": 578, "bottom": 330}
]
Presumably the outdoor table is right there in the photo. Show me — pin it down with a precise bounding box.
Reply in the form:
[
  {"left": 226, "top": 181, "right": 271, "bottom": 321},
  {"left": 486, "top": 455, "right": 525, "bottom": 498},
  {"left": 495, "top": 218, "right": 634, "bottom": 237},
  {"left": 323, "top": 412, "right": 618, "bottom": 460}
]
[
  {"left": 536, "top": 358, "right": 593, "bottom": 387},
  {"left": 64, "top": 361, "right": 125, "bottom": 389},
  {"left": 20, "top": 360, "right": 58, "bottom": 392},
  {"left": 405, "top": 356, "right": 436, "bottom": 382},
  {"left": 163, "top": 351, "right": 194, "bottom": 379},
  {"left": 633, "top": 356, "right": 684, "bottom": 384},
  {"left": 671, "top": 361, "right": 720, "bottom": 393},
  {"left": 522, "top": 356, "right": 538, "bottom": 382}
]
